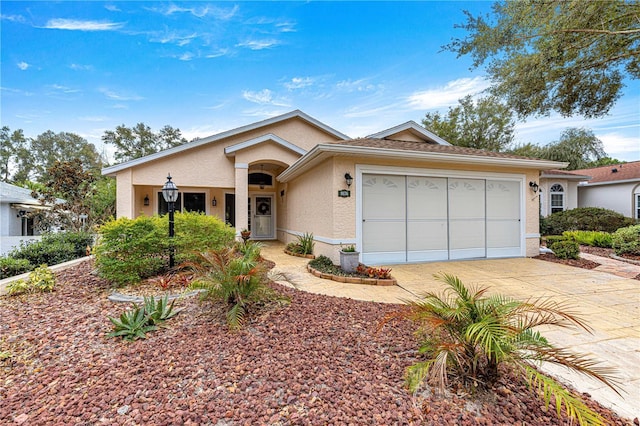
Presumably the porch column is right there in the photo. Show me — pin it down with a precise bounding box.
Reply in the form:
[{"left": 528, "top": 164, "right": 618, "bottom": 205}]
[{"left": 234, "top": 163, "right": 249, "bottom": 235}]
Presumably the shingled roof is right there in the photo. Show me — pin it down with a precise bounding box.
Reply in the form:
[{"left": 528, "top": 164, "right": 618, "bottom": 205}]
[
  {"left": 572, "top": 161, "right": 640, "bottom": 185},
  {"left": 328, "top": 138, "right": 547, "bottom": 161}
]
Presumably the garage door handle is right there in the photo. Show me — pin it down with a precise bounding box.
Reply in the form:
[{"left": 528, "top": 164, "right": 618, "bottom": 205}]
[{"left": 362, "top": 219, "right": 366, "bottom": 222}]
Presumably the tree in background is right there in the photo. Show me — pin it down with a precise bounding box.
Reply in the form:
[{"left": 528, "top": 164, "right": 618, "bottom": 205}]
[
  {"left": 0, "top": 126, "right": 28, "bottom": 183},
  {"left": 446, "top": 0, "right": 640, "bottom": 118},
  {"left": 544, "top": 128, "right": 607, "bottom": 170},
  {"left": 421, "top": 95, "right": 515, "bottom": 151},
  {"left": 31, "top": 159, "right": 98, "bottom": 232},
  {"left": 102, "top": 123, "right": 188, "bottom": 163}
]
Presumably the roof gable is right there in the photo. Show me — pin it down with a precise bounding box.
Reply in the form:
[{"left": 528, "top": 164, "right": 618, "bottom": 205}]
[
  {"left": 103, "top": 110, "right": 348, "bottom": 176},
  {"left": 224, "top": 134, "right": 307, "bottom": 156},
  {"left": 367, "top": 121, "right": 451, "bottom": 145}
]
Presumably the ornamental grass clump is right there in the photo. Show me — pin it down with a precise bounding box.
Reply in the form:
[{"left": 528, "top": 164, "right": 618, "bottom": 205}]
[{"left": 383, "top": 273, "right": 620, "bottom": 426}]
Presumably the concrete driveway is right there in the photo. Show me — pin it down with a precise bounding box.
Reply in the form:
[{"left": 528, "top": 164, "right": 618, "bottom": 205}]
[{"left": 262, "top": 243, "right": 640, "bottom": 421}]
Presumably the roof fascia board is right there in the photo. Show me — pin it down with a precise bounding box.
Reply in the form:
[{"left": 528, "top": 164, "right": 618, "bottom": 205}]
[
  {"left": 367, "top": 121, "right": 452, "bottom": 146},
  {"left": 278, "top": 144, "right": 567, "bottom": 182},
  {"left": 224, "top": 134, "right": 307, "bottom": 156},
  {"left": 578, "top": 178, "right": 640, "bottom": 187},
  {"left": 540, "top": 173, "right": 591, "bottom": 180},
  {"left": 102, "top": 109, "right": 349, "bottom": 176}
]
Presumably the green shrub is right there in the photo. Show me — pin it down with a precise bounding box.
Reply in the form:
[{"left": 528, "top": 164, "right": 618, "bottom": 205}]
[
  {"left": 0, "top": 258, "right": 33, "bottom": 280},
  {"left": 611, "top": 224, "right": 640, "bottom": 256},
  {"left": 541, "top": 207, "right": 635, "bottom": 235},
  {"left": 308, "top": 255, "right": 334, "bottom": 270},
  {"left": 8, "top": 231, "right": 93, "bottom": 267},
  {"left": 542, "top": 235, "right": 565, "bottom": 246},
  {"left": 6, "top": 265, "right": 55, "bottom": 295},
  {"left": 95, "top": 212, "right": 234, "bottom": 287},
  {"left": 550, "top": 240, "right": 580, "bottom": 259},
  {"left": 562, "top": 230, "right": 613, "bottom": 248},
  {"left": 173, "top": 211, "right": 235, "bottom": 263},
  {"left": 95, "top": 216, "right": 167, "bottom": 286}
]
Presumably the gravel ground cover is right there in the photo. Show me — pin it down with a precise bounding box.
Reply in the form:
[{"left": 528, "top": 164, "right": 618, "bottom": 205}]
[{"left": 0, "top": 260, "right": 632, "bottom": 425}]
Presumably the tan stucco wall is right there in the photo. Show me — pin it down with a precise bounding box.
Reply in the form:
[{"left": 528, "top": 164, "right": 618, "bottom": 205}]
[
  {"left": 282, "top": 157, "right": 542, "bottom": 262},
  {"left": 113, "top": 117, "right": 342, "bottom": 219}
]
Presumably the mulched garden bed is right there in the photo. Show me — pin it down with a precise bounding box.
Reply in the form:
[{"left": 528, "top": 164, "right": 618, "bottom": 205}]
[
  {"left": 534, "top": 253, "right": 600, "bottom": 269},
  {"left": 0, "top": 260, "right": 632, "bottom": 425}
]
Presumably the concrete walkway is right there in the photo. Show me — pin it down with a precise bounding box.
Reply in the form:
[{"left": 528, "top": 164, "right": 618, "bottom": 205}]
[{"left": 262, "top": 242, "right": 640, "bottom": 421}]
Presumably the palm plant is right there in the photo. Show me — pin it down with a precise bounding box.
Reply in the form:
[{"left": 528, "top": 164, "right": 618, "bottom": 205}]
[
  {"left": 387, "top": 273, "right": 620, "bottom": 426},
  {"left": 187, "top": 245, "right": 278, "bottom": 329}
]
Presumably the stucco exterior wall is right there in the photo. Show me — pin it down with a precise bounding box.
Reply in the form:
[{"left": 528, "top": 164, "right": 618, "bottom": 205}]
[
  {"left": 284, "top": 156, "right": 541, "bottom": 262},
  {"left": 578, "top": 182, "right": 639, "bottom": 217},
  {"left": 539, "top": 178, "right": 581, "bottom": 217}
]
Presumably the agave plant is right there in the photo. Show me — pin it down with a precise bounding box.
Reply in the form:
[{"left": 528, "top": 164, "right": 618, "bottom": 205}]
[
  {"left": 143, "top": 295, "right": 181, "bottom": 325},
  {"left": 386, "top": 273, "right": 620, "bottom": 426},
  {"left": 107, "top": 305, "right": 157, "bottom": 341},
  {"left": 186, "top": 245, "right": 279, "bottom": 329}
]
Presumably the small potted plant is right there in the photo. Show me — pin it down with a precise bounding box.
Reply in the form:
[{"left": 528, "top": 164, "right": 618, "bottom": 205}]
[
  {"left": 240, "top": 228, "right": 251, "bottom": 242},
  {"left": 339, "top": 244, "right": 359, "bottom": 273}
]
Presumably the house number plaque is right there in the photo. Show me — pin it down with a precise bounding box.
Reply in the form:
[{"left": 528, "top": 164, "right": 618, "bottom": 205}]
[{"left": 338, "top": 190, "right": 351, "bottom": 197}]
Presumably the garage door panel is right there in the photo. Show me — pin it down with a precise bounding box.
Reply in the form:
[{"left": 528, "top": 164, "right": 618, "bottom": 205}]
[
  {"left": 362, "top": 220, "right": 406, "bottom": 253},
  {"left": 407, "top": 220, "right": 448, "bottom": 261},
  {"left": 487, "top": 180, "right": 521, "bottom": 257}
]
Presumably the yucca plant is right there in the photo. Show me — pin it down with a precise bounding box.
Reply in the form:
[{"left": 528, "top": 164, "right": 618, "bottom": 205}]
[
  {"left": 297, "top": 232, "right": 315, "bottom": 255},
  {"left": 186, "top": 245, "right": 279, "bottom": 329},
  {"left": 385, "top": 273, "right": 620, "bottom": 426},
  {"left": 143, "top": 295, "right": 181, "bottom": 325}
]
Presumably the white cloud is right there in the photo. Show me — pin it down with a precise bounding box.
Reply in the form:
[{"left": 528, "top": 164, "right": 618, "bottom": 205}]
[
  {"left": 44, "top": 18, "right": 124, "bottom": 31},
  {"left": 17, "top": 61, "right": 29, "bottom": 70},
  {"left": 407, "top": 77, "right": 491, "bottom": 110},
  {"left": 178, "top": 52, "right": 195, "bottom": 61},
  {"left": 99, "top": 88, "right": 143, "bottom": 101},
  {"left": 336, "top": 78, "right": 380, "bottom": 93},
  {"left": 152, "top": 4, "right": 238, "bottom": 20},
  {"left": 236, "top": 39, "right": 279, "bottom": 50},
  {"left": 205, "top": 49, "right": 229, "bottom": 59},
  {"left": 276, "top": 22, "right": 296, "bottom": 33},
  {"left": 149, "top": 31, "right": 197, "bottom": 46},
  {"left": 1, "top": 14, "right": 27, "bottom": 23},
  {"left": 70, "top": 63, "right": 93, "bottom": 71},
  {"left": 283, "top": 77, "right": 315, "bottom": 90},
  {"left": 104, "top": 4, "right": 121, "bottom": 12},
  {"left": 242, "top": 89, "right": 290, "bottom": 107},
  {"left": 48, "top": 84, "right": 80, "bottom": 94},
  {"left": 597, "top": 132, "right": 640, "bottom": 161},
  {"left": 78, "top": 116, "right": 109, "bottom": 122}
]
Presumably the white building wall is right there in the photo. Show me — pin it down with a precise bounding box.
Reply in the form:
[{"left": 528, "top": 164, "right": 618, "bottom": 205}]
[{"left": 578, "top": 182, "right": 637, "bottom": 217}]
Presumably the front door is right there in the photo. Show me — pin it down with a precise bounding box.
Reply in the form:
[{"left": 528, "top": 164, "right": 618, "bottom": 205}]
[{"left": 252, "top": 195, "right": 274, "bottom": 239}]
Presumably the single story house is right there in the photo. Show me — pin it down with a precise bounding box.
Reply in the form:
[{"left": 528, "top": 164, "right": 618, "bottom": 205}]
[
  {"left": 0, "top": 182, "right": 45, "bottom": 255},
  {"left": 102, "top": 110, "right": 565, "bottom": 264},
  {"left": 574, "top": 161, "right": 640, "bottom": 219},
  {"left": 539, "top": 169, "right": 591, "bottom": 217}
]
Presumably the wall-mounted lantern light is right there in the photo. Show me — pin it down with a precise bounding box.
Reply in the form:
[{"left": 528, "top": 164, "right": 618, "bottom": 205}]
[
  {"left": 529, "top": 181, "right": 539, "bottom": 193},
  {"left": 144, "top": 194, "right": 150, "bottom": 206},
  {"left": 344, "top": 172, "right": 353, "bottom": 188},
  {"left": 212, "top": 196, "right": 217, "bottom": 207}
]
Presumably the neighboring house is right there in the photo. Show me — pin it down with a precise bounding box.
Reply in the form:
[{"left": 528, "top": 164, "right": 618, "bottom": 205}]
[
  {"left": 0, "top": 182, "right": 45, "bottom": 255},
  {"left": 539, "top": 170, "right": 591, "bottom": 217},
  {"left": 102, "top": 110, "right": 565, "bottom": 264},
  {"left": 573, "top": 161, "right": 640, "bottom": 219}
]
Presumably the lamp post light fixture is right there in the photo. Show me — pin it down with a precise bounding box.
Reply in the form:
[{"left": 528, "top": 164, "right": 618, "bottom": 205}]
[{"left": 162, "top": 174, "right": 179, "bottom": 268}]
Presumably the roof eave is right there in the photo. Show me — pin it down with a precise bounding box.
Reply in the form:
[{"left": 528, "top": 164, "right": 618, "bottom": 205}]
[{"left": 278, "top": 144, "right": 566, "bottom": 182}]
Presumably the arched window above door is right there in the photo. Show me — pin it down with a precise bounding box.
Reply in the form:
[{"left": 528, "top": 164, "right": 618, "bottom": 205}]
[{"left": 249, "top": 172, "right": 273, "bottom": 187}]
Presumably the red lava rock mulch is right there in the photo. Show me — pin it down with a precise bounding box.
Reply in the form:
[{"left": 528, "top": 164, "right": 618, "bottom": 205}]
[
  {"left": 0, "top": 260, "right": 632, "bottom": 425},
  {"left": 534, "top": 253, "right": 600, "bottom": 269}
]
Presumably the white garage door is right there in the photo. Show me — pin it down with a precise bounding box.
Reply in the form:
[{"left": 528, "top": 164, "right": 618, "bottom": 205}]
[{"left": 362, "top": 173, "right": 521, "bottom": 264}]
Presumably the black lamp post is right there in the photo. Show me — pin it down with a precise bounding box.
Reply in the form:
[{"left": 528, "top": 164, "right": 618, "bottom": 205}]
[{"left": 162, "top": 174, "right": 179, "bottom": 268}]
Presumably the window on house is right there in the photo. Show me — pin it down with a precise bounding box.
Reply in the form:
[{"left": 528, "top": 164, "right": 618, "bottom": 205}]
[
  {"left": 550, "top": 184, "right": 565, "bottom": 214},
  {"left": 636, "top": 193, "right": 640, "bottom": 220},
  {"left": 158, "top": 192, "right": 207, "bottom": 214},
  {"left": 248, "top": 172, "right": 272, "bottom": 187}
]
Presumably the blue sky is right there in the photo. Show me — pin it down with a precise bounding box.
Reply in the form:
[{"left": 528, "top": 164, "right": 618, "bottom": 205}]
[{"left": 2, "top": 1, "right": 639, "bottom": 163}]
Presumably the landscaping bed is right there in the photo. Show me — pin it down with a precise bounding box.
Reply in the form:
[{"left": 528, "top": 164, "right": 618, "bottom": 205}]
[{"left": 0, "top": 260, "right": 631, "bottom": 425}]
